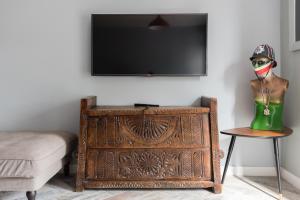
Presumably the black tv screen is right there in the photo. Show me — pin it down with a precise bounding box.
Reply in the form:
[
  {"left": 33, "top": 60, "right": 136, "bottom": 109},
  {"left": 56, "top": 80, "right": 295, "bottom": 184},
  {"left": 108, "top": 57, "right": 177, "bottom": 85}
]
[{"left": 92, "top": 14, "right": 207, "bottom": 76}]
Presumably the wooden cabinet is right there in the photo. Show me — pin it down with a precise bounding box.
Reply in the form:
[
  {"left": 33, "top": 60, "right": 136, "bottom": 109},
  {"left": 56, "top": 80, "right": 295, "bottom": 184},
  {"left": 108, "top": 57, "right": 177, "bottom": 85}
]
[{"left": 76, "top": 96, "right": 222, "bottom": 193}]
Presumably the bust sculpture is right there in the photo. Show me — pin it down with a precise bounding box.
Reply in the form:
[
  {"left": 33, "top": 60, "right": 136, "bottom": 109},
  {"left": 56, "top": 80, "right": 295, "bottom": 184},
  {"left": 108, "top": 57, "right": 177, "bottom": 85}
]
[{"left": 250, "top": 44, "right": 289, "bottom": 131}]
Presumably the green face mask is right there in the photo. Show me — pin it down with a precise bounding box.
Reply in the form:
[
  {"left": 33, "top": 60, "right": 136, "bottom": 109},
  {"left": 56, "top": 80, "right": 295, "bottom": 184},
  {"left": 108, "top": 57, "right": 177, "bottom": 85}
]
[
  {"left": 252, "top": 58, "right": 272, "bottom": 78},
  {"left": 252, "top": 60, "right": 271, "bottom": 68}
]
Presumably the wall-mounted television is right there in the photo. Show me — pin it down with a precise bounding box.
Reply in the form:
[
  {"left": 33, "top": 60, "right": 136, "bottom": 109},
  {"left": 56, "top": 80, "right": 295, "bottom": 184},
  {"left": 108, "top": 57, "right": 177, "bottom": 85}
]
[{"left": 91, "top": 14, "right": 207, "bottom": 76}]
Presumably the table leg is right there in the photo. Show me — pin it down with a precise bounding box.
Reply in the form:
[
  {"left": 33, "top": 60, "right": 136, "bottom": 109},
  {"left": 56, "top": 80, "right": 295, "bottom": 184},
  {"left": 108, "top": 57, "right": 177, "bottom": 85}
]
[
  {"left": 221, "top": 136, "right": 236, "bottom": 184},
  {"left": 273, "top": 138, "right": 282, "bottom": 197}
]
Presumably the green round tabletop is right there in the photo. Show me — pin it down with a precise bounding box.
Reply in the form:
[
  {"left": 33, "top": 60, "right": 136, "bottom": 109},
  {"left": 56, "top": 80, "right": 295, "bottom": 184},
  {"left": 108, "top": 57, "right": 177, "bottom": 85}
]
[{"left": 220, "top": 127, "right": 293, "bottom": 138}]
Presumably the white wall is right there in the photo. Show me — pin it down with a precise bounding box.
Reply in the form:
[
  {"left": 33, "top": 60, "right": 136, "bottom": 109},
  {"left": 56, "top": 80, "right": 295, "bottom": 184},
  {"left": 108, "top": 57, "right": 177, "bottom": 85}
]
[
  {"left": 0, "top": 0, "right": 281, "bottom": 167},
  {"left": 281, "top": 0, "right": 300, "bottom": 178}
]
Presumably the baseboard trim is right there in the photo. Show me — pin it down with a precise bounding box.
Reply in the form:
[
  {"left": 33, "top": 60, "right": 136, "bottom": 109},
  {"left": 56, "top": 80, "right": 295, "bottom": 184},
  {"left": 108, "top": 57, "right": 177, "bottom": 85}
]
[
  {"left": 222, "top": 166, "right": 300, "bottom": 190},
  {"left": 281, "top": 168, "right": 300, "bottom": 190},
  {"left": 69, "top": 164, "right": 300, "bottom": 189},
  {"left": 221, "top": 166, "right": 277, "bottom": 176}
]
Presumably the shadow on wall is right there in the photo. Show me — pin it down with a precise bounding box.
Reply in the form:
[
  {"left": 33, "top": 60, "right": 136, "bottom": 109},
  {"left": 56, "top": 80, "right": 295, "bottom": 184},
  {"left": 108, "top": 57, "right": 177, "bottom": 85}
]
[
  {"left": 221, "top": 60, "right": 254, "bottom": 166},
  {"left": 283, "top": 56, "right": 300, "bottom": 128},
  {"left": 224, "top": 61, "right": 253, "bottom": 128},
  {"left": 220, "top": 0, "right": 270, "bottom": 167},
  {"left": 4, "top": 99, "right": 80, "bottom": 134},
  {"left": 191, "top": 98, "right": 201, "bottom": 107}
]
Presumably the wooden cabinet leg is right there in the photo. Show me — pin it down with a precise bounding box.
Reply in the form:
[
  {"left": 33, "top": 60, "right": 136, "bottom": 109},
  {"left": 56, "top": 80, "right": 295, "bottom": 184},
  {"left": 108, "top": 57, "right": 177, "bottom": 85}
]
[
  {"left": 212, "top": 184, "right": 222, "bottom": 193},
  {"left": 75, "top": 178, "right": 84, "bottom": 192},
  {"left": 75, "top": 185, "right": 84, "bottom": 192}
]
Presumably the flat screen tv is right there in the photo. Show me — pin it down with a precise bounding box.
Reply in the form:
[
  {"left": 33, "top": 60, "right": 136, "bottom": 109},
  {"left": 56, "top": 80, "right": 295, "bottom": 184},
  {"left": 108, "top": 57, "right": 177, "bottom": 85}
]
[{"left": 92, "top": 14, "right": 207, "bottom": 76}]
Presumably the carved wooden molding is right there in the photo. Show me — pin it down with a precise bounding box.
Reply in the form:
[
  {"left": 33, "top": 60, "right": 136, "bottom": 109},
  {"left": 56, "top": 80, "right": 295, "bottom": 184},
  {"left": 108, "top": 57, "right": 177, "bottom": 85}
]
[
  {"left": 122, "top": 116, "right": 177, "bottom": 144},
  {"left": 87, "top": 114, "right": 210, "bottom": 147},
  {"left": 84, "top": 180, "right": 215, "bottom": 189},
  {"left": 201, "top": 97, "right": 222, "bottom": 193}
]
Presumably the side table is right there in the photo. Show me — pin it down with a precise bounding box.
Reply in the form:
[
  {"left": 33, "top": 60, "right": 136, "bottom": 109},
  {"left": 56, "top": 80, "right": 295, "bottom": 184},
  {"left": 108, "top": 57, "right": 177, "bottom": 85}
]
[{"left": 221, "top": 127, "right": 293, "bottom": 199}]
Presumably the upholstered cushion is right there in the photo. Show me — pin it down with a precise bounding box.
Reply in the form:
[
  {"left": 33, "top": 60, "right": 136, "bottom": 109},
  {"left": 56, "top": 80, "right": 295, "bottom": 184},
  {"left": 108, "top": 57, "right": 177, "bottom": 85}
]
[
  {"left": 0, "top": 131, "right": 76, "bottom": 178},
  {"left": 0, "top": 159, "right": 66, "bottom": 191}
]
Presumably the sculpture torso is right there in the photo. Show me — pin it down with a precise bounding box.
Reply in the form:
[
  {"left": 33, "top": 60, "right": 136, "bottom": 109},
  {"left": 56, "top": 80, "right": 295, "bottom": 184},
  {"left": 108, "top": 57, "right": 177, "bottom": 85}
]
[{"left": 250, "top": 73, "right": 289, "bottom": 131}]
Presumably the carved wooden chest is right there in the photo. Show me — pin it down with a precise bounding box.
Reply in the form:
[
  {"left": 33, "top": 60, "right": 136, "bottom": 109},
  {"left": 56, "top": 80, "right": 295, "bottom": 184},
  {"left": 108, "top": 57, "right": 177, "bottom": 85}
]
[{"left": 76, "top": 96, "right": 222, "bottom": 193}]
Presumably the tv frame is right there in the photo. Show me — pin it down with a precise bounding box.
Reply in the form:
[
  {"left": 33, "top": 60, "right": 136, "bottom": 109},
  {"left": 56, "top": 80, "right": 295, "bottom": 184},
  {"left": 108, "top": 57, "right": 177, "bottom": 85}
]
[{"left": 91, "top": 13, "right": 208, "bottom": 77}]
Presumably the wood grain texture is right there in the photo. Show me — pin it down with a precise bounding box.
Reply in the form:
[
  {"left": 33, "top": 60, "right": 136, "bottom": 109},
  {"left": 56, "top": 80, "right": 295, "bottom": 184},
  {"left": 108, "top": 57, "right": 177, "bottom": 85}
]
[
  {"left": 76, "top": 96, "right": 222, "bottom": 193},
  {"left": 201, "top": 97, "right": 222, "bottom": 193},
  {"left": 76, "top": 96, "right": 97, "bottom": 192},
  {"left": 220, "top": 127, "right": 293, "bottom": 138},
  {"left": 87, "top": 106, "right": 210, "bottom": 116}
]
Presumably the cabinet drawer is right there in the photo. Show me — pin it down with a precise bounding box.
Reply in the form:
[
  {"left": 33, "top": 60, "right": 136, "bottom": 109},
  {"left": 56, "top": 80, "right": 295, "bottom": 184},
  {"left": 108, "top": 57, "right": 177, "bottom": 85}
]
[
  {"left": 87, "top": 114, "right": 210, "bottom": 148},
  {"left": 86, "top": 148, "right": 211, "bottom": 181}
]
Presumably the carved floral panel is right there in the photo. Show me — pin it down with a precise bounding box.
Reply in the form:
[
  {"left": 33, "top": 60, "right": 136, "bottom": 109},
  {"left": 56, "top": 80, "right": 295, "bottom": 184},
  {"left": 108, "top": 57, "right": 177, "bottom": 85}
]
[{"left": 86, "top": 149, "right": 211, "bottom": 181}]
